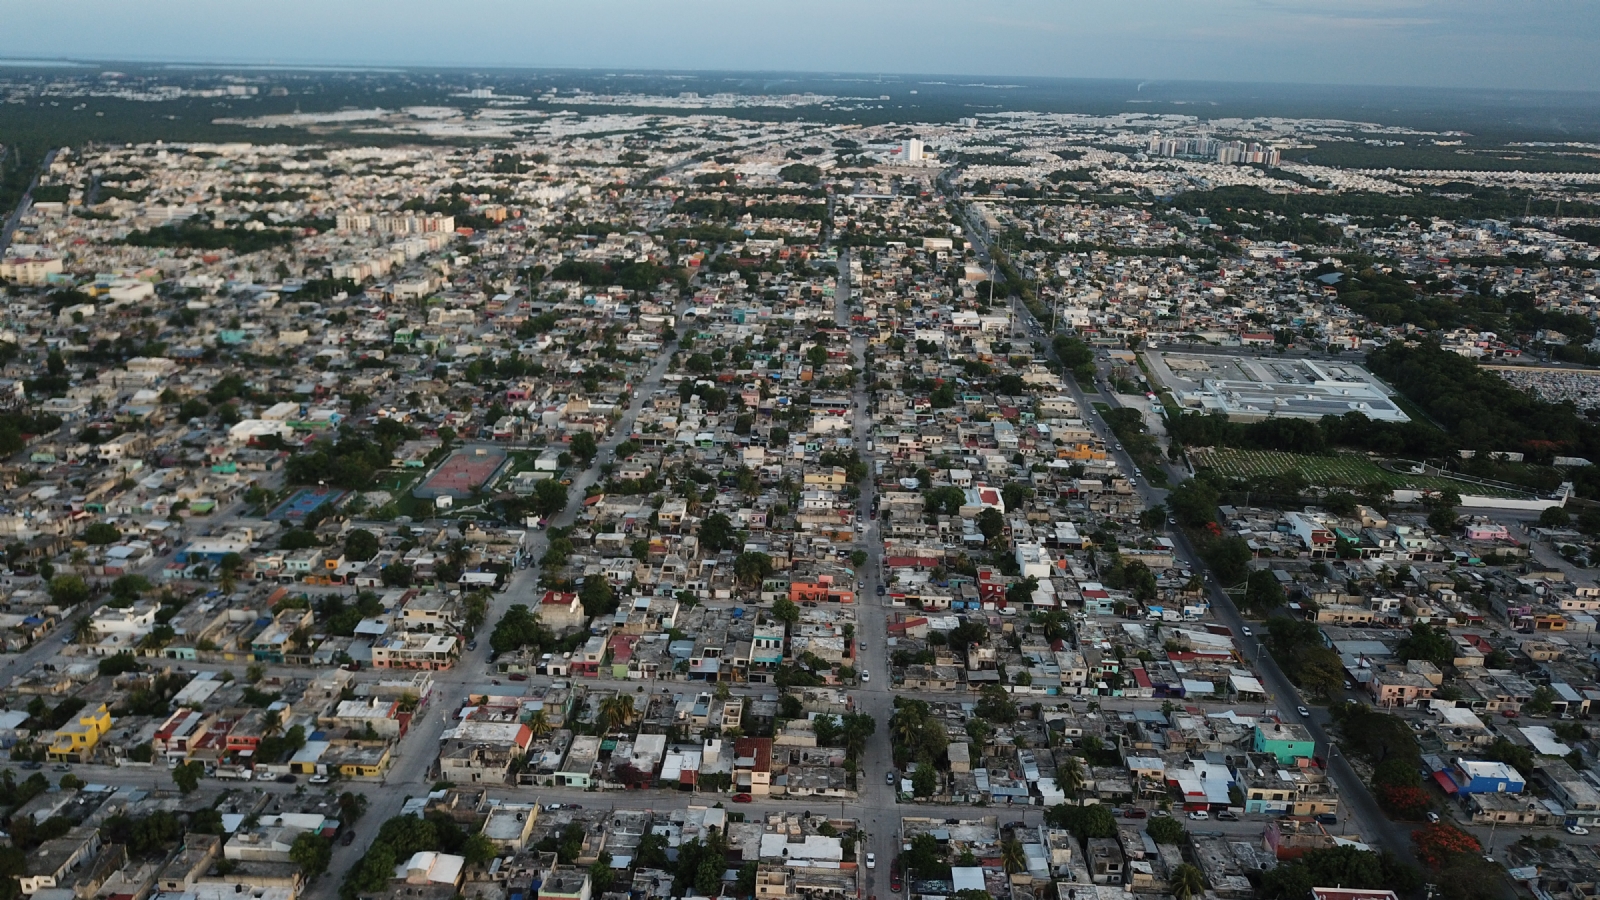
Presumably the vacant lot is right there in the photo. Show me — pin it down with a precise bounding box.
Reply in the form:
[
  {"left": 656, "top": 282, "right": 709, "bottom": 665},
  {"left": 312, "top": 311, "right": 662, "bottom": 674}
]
[{"left": 1190, "top": 448, "right": 1530, "bottom": 498}]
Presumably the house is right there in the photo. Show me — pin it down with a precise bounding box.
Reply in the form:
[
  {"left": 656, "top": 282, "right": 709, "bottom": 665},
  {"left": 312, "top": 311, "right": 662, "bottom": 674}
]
[
  {"left": 48, "top": 703, "right": 112, "bottom": 763},
  {"left": 20, "top": 826, "right": 101, "bottom": 895},
  {"left": 1251, "top": 722, "right": 1315, "bottom": 765},
  {"left": 1447, "top": 759, "right": 1525, "bottom": 795}
]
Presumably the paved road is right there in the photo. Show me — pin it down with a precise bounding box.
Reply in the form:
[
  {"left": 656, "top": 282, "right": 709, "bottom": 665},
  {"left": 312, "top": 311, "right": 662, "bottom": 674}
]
[
  {"left": 0, "top": 148, "right": 57, "bottom": 255},
  {"left": 949, "top": 197, "right": 1420, "bottom": 864}
]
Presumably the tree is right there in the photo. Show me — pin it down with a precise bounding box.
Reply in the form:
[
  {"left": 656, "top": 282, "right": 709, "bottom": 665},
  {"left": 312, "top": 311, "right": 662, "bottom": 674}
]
[
  {"left": 1146, "top": 816, "right": 1185, "bottom": 844},
  {"left": 171, "top": 761, "right": 203, "bottom": 794},
  {"left": 1526, "top": 684, "right": 1557, "bottom": 716},
  {"left": 1202, "top": 537, "right": 1252, "bottom": 585},
  {"left": 771, "top": 596, "right": 800, "bottom": 627},
  {"left": 109, "top": 574, "right": 152, "bottom": 604},
  {"left": 1243, "top": 569, "right": 1286, "bottom": 616},
  {"left": 1043, "top": 803, "right": 1116, "bottom": 839},
  {"left": 699, "top": 512, "right": 739, "bottom": 554},
  {"left": 531, "top": 478, "right": 569, "bottom": 518},
  {"left": 1412, "top": 822, "right": 1480, "bottom": 869},
  {"left": 49, "top": 574, "right": 91, "bottom": 607},
  {"left": 597, "top": 695, "right": 637, "bottom": 733},
  {"left": 290, "top": 832, "right": 332, "bottom": 878},
  {"left": 344, "top": 529, "right": 380, "bottom": 562},
  {"left": 1395, "top": 621, "right": 1454, "bottom": 669},
  {"left": 580, "top": 576, "right": 617, "bottom": 618},
  {"left": 1538, "top": 505, "right": 1571, "bottom": 529},
  {"left": 976, "top": 508, "right": 1006, "bottom": 542},
  {"left": 734, "top": 551, "right": 774, "bottom": 588},
  {"left": 1171, "top": 864, "right": 1206, "bottom": 900},
  {"left": 72, "top": 616, "right": 99, "bottom": 646},
  {"left": 1000, "top": 839, "right": 1026, "bottom": 874},
  {"left": 570, "top": 432, "right": 598, "bottom": 464},
  {"left": 589, "top": 851, "right": 615, "bottom": 892},
  {"left": 463, "top": 833, "right": 498, "bottom": 867},
  {"left": 911, "top": 763, "right": 938, "bottom": 797},
  {"left": 82, "top": 522, "right": 121, "bottom": 545},
  {"left": 975, "top": 685, "right": 1018, "bottom": 724}
]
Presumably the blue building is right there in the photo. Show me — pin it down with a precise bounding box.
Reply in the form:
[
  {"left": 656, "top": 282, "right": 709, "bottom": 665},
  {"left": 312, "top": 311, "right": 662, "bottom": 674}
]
[{"left": 1448, "top": 758, "right": 1525, "bottom": 795}]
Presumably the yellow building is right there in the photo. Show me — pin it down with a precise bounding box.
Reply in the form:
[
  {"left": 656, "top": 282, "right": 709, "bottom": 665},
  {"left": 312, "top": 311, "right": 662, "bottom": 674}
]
[{"left": 48, "top": 703, "right": 112, "bottom": 762}]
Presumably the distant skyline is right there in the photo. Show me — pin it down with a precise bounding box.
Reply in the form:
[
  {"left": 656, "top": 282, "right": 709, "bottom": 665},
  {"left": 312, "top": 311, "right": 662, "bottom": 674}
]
[{"left": 1, "top": 0, "right": 1598, "bottom": 94}]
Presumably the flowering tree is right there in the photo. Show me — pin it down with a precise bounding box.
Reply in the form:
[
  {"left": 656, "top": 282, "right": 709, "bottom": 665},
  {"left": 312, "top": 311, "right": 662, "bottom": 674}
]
[
  {"left": 1412, "top": 823, "right": 1480, "bottom": 869},
  {"left": 1378, "top": 784, "right": 1431, "bottom": 820}
]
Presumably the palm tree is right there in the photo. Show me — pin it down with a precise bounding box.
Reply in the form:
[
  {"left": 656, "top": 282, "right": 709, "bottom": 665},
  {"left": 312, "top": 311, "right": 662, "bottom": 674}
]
[
  {"left": 1059, "top": 754, "right": 1085, "bottom": 804},
  {"left": 263, "top": 709, "right": 283, "bottom": 736},
  {"left": 1171, "top": 864, "right": 1205, "bottom": 900},
  {"left": 1000, "top": 839, "right": 1026, "bottom": 875},
  {"left": 72, "top": 618, "right": 98, "bottom": 646},
  {"left": 526, "top": 709, "right": 552, "bottom": 741},
  {"left": 598, "top": 695, "right": 636, "bottom": 733}
]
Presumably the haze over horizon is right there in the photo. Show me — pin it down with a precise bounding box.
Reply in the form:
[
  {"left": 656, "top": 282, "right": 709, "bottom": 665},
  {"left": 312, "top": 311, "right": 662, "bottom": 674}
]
[{"left": 2, "top": 0, "right": 1598, "bottom": 94}]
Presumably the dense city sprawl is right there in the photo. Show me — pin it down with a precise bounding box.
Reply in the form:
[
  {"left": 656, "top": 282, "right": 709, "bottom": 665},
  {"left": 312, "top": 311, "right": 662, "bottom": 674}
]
[{"left": 3, "top": 69, "right": 1600, "bottom": 900}]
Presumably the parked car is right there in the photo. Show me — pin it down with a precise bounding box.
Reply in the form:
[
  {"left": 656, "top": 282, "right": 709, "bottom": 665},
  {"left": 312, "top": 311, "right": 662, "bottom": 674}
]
[
  {"left": 1187, "top": 811, "right": 1209, "bottom": 820},
  {"left": 467, "top": 640, "right": 478, "bottom": 651},
  {"left": 1426, "top": 812, "right": 1440, "bottom": 824},
  {"left": 309, "top": 774, "right": 330, "bottom": 785},
  {"left": 277, "top": 774, "right": 296, "bottom": 783},
  {"left": 1217, "top": 811, "right": 1239, "bottom": 821},
  {"left": 860, "top": 670, "right": 870, "bottom": 683},
  {"left": 866, "top": 854, "right": 876, "bottom": 870},
  {"left": 19, "top": 761, "right": 41, "bottom": 770},
  {"left": 1568, "top": 825, "right": 1590, "bottom": 835},
  {"left": 876, "top": 585, "right": 886, "bottom": 596},
  {"left": 1315, "top": 813, "right": 1338, "bottom": 825},
  {"left": 887, "top": 770, "right": 897, "bottom": 785},
  {"left": 1297, "top": 706, "right": 1311, "bottom": 718},
  {"left": 51, "top": 764, "right": 70, "bottom": 772},
  {"left": 1240, "top": 626, "right": 1252, "bottom": 637},
  {"left": 1124, "top": 808, "right": 1148, "bottom": 819},
  {"left": 341, "top": 831, "right": 357, "bottom": 846},
  {"left": 732, "top": 793, "right": 752, "bottom": 803}
]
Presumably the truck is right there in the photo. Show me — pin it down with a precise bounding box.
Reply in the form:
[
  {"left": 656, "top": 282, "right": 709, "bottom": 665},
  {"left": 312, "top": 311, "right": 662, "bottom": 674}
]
[{"left": 214, "top": 765, "right": 253, "bottom": 781}]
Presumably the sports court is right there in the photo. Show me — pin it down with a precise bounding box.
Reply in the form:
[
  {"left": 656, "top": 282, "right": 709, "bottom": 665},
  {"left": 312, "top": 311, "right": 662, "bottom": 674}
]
[
  {"left": 268, "top": 486, "right": 348, "bottom": 521},
  {"left": 414, "top": 446, "right": 509, "bottom": 500}
]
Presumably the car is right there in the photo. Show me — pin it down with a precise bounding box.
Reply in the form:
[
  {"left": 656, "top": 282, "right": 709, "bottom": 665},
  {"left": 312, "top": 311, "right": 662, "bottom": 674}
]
[
  {"left": 1240, "top": 626, "right": 1252, "bottom": 637},
  {"left": 309, "top": 774, "right": 330, "bottom": 785},
  {"left": 510, "top": 673, "right": 528, "bottom": 681},
  {"left": 277, "top": 774, "right": 297, "bottom": 783},
  {"left": 341, "top": 831, "right": 357, "bottom": 846},
  {"left": 887, "top": 770, "right": 897, "bottom": 785},
  {"left": 1217, "top": 811, "right": 1240, "bottom": 821},
  {"left": 1501, "top": 710, "right": 1520, "bottom": 719},
  {"left": 1344, "top": 681, "right": 1355, "bottom": 691},
  {"left": 860, "top": 670, "right": 870, "bottom": 683},
  {"left": 866, "top": 854, "right": 876, "bottom": 870},
  {"left": 1427, "top": 812, "right": 1440, "bottom": 824},
  {"left": 1315, "top": 813, "right": 1338, "bottom": 826},
  {"left": 890, "top": 869, "right": 903, "bottom": 892},
  {"left": 876, "top": 585, "right": 886, "bottom": 596},
  {"left": 51, "top": 764, "right": 70, "bottom": 772},
  {"left": 1187, "top": 811, "right": 1209, "bottom": 820},
  {"left": 546, "top": 804, "right": 564, "bottom": 811},
  {"left": 732, "top": 793, "right": 753, "bottom": 803},
  {"left": 1124, "top": 808, "right": 1148, "bottom": 819},
  {"left": 467, "top": 640, "right": 478, "bottom": 651},
  {"left": 1297, "top": 706, "right": 1311, "bottom": 718},
  {"left": 1568, "top": 825, "right": 1591, "bottom": 835},
  {"left": 19, "top": 761, "right": 41, "bottom": 770}
]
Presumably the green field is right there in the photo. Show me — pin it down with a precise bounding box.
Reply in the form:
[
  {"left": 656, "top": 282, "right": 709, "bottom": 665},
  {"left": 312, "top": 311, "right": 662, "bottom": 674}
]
[{"left": 1190, "top": 448, "right": 1532, "bottom": 498}]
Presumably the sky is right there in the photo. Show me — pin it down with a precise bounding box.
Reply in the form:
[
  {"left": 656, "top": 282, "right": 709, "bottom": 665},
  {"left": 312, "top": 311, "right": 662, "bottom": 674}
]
[{"left": 1, "top": 0, "right": 1598, "bottom": 93}]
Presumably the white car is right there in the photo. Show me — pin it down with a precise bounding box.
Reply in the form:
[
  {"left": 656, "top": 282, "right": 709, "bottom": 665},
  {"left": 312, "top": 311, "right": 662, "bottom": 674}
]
[
  {"left": 1241, "top": 626, "right": 1253, "bottom": 637},
  {"left": 1297, "top": 706, "right": 1311, "bottom": 718},
  {"left": 309, "top": 774, "right": 330, "bottom": 785},
  {"left": 866, "top": 853, "right": 876, "bottom": 869},
  {"left": 1568, "top": 825, "right": 1590, "bottom": 835},
  {"left": 1187, "top": 811, "right": 1209, "bottom": 820},
  {"left": 860, "top": 670, "right": 870, "bottom": 683}
]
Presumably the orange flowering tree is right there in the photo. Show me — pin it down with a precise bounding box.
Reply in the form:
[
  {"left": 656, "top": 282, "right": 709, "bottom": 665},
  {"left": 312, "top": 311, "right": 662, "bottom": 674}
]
[
  {"left": 1377, "top": 785, "right": 1431, "bottom": 820},
  {"left": 1412, "top": 823, "right": 1481, "bottom": 869}
]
